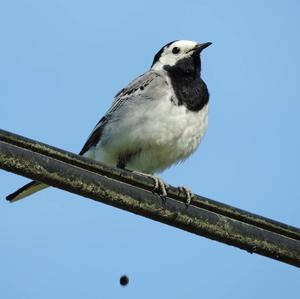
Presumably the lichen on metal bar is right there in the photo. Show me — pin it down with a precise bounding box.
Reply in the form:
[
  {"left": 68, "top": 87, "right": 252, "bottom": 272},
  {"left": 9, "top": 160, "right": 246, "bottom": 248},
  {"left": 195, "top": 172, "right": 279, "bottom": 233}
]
[{"left": 1, "top": 133, "right": 300, "bottom": 267}]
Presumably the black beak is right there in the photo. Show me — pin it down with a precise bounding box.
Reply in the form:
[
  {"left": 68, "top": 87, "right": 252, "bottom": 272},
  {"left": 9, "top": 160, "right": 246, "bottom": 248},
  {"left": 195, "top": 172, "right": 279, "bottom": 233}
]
[{"left": 189, "top": 42, "right": 212, "bottom": 53}]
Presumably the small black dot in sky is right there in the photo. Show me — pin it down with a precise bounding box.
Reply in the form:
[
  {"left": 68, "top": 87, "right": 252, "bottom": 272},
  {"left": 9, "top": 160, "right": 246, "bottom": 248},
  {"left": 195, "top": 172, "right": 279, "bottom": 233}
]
[{"left": 120, "top": 275, "right": 129, "bottom": 286}]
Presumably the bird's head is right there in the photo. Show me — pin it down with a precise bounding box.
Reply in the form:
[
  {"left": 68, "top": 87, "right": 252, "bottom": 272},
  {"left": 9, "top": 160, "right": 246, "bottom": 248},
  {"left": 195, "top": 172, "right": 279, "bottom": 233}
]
[{"left": 151, "top": 40, "right": 211, "bottom": 77}]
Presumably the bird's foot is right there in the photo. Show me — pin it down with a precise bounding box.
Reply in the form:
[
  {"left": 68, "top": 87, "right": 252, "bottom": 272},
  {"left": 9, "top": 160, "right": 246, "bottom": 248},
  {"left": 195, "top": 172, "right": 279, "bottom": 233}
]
[
  {"left": 151, "top": 175, "right": 169, "bottom": 197},
  {"left": 133, "top": 171, "right": 169, "bottom": 197},
  {"left": 178, "top": 186, "right": 194, "bottom": 205}
]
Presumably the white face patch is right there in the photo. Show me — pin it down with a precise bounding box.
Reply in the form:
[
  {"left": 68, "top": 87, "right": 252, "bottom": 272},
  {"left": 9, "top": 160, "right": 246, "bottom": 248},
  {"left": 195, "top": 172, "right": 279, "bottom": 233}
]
[{"left": 151, "top": 40, "right": 198, "bottom": 71}]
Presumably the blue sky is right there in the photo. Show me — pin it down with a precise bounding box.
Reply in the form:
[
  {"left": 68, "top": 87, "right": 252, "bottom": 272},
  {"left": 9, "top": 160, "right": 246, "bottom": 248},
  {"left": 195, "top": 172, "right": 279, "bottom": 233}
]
[{"left": 1, "top": 0, "right": 300, "bottom": 298}]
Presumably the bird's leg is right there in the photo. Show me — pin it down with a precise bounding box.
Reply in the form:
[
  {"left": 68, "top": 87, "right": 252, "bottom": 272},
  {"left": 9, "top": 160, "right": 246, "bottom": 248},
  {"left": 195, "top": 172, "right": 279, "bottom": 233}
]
[
  {"left": 178, "top": 186, "right": 194, "bottom": 205},
  {"left": 151, "top": 175, "right": 169, "bottom": 197},
  {"left": 133, "top": 171, "right": 169, "bottom": 197},
  {"left": 116, "top": 154, "right": 169, "bottom": 197}
]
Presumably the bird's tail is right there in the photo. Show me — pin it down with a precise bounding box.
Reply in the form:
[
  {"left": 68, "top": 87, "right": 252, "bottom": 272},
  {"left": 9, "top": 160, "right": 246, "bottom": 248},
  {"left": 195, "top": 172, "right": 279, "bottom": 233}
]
[{"left": 6, "top": 181, "right": 48, "bottom": 203}]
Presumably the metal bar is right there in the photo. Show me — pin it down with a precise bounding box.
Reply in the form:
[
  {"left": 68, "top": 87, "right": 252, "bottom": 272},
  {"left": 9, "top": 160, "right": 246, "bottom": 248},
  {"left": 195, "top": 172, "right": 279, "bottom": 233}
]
[
  {"left": 1, "top": 129, "right": 300, "bottom": 240},
  {"left": 1, "top": 128, "right": 300, "bottom": 267}
]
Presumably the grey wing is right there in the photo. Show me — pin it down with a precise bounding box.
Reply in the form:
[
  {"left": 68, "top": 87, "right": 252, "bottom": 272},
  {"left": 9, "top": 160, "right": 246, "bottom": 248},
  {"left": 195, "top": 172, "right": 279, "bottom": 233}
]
[{"left": 79, "top": 70, "right": 168, "bottom": 155}]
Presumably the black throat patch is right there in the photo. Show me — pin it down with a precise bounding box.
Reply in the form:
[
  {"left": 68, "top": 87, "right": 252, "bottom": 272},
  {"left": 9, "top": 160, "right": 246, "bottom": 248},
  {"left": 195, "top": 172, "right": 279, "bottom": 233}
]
[{"left": 164, "top": 53, "right": 209, "bottom": 112}]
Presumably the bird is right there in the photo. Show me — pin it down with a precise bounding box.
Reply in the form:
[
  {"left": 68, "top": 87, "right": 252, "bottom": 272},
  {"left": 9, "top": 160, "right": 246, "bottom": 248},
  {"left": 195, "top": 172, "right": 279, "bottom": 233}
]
[{"left": 6, "top": 39, "right": 211, "bottom": 203}]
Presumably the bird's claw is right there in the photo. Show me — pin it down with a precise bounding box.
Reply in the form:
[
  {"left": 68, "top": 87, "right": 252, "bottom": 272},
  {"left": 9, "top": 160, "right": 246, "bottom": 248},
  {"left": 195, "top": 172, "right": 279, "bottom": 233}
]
[
  {"left": 133, "top": 171, "right": 169, "bottom": 197},
  {"left": 152, "top": 176, "right": 169, "bottom": 197},
  {"left": 178, "top": 186, "right": 194, "bottom": 205}
]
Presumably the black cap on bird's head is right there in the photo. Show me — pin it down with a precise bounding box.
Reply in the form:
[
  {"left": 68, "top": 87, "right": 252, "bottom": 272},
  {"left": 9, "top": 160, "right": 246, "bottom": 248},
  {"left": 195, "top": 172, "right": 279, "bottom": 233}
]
[
  {"left": 151, "top": 40, "right": 212, "bottom": 76},
  {"left": 151, "top": 40, "right": 178, "bottom": 68}
]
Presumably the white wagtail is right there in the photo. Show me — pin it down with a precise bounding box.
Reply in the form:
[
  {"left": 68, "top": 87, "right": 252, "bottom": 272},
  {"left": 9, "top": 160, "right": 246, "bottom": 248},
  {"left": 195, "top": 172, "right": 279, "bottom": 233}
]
[{"left": 7, "top": 40, "right": 211, "bottom": 203}]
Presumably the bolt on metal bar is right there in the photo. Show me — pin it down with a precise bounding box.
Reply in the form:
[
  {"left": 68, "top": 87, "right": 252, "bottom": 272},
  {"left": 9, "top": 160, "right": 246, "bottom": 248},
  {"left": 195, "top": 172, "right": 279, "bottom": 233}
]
[{"left": 0, "top": 128, "right": 300, "bottom": 267}]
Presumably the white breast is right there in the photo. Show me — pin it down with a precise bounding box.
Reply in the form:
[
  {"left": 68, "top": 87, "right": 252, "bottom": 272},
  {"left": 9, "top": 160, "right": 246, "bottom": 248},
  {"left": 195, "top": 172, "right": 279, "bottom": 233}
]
[
  {"left": 85, "top": 95, "right": 208, "bottom": 174},
  {"left": 125, "top": 101, "right": 209, "bottom": 173}
]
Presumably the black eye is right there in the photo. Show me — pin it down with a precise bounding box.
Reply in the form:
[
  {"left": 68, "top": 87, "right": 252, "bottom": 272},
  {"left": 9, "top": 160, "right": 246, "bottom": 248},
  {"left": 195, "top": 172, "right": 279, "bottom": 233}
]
[{"left": 172, "top": 47, "right": 180, "bottom": 54}]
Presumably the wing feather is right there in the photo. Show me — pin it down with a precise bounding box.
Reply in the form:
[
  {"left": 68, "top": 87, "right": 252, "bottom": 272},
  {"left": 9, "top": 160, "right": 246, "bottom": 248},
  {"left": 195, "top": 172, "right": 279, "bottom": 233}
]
[{"left": 79, "top": 71, "right": 166, "bottom": 155}]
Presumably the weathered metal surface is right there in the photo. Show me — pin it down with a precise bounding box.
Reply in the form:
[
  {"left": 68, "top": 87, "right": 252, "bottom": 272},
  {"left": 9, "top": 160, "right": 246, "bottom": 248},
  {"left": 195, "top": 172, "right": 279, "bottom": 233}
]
[
  {"left": 1, "top": 129, "right": 300, "bottom": 240},
  {"left": 1, "top": 128, "right": 300, "bottom": 267}
]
